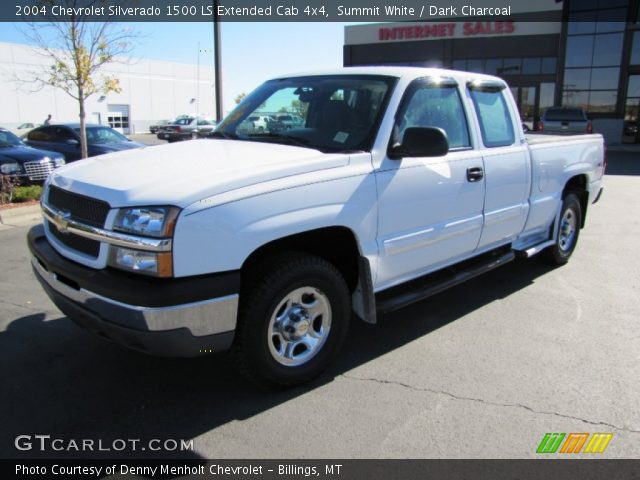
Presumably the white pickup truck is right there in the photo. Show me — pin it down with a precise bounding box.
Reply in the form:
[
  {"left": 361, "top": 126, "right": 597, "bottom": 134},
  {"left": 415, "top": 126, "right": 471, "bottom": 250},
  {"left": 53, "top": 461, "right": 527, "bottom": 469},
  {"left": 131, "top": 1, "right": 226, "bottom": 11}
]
[{"left": 28, "top": 67, "right": 605, "bottom": 387}]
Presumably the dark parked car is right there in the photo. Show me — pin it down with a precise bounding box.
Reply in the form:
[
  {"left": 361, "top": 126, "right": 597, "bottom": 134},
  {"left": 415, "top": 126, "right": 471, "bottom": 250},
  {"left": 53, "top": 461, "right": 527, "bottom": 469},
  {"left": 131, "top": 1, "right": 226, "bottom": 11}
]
[
  {"left": 157, "top": 117, "right": 217, "bottom": 142},
  {"left": 0, "top": 128, "right": 65, "bottom": 184},
  {"left": 24, "top": 124, "right": 144, "bottom": 162}
]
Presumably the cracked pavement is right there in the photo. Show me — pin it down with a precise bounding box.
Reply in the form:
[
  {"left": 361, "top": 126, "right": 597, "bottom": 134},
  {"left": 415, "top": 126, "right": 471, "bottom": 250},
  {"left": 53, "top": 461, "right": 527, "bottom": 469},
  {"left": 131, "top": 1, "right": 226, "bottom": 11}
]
[{"left": 1, "top": 152, "right": 639, "bottom": 459}]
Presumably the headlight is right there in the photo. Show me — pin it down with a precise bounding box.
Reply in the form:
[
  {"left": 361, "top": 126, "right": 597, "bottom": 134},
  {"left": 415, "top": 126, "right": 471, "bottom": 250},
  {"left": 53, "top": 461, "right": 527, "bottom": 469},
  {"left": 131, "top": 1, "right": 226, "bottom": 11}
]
[
  {"left": 52, "top": 157, "right": 65, "bottom": 167},
  {"left": 0, "top": 162, "right": 21, "bottom": 175},
  {"left": 109, "top": 206, "right": 180, "bottom": 278},
  {"left": 113, "top": 206, "right": 179, "bottom": 238}
]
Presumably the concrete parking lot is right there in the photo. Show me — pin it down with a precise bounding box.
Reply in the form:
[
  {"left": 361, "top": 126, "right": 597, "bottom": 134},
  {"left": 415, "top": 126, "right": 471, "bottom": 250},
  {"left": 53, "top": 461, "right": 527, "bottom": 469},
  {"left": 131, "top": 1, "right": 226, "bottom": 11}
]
[{"left": 1, "top": 152, "right": 639, "bottom": 459}]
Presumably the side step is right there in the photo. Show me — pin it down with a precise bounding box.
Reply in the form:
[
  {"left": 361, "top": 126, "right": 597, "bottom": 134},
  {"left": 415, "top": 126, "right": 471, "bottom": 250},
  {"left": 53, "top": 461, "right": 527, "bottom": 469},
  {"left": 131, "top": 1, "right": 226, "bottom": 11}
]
[
  {"left": 519, "top": 239, "right": 555, "bottom": 258},
  {"left": 376, "top": 249, "right": 515, "bottom": 315}
]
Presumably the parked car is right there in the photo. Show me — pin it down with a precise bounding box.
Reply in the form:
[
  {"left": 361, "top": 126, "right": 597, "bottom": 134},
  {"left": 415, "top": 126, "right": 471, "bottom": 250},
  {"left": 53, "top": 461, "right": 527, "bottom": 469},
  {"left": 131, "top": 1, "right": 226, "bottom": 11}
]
[
  {"left": 0, "top": 128, "right": 65, "bottom": 184},
  {"left": 267, "top": 113, "right": 305, "bottom": 132},
  {"left": 28, "top": 67, "right": 605, "bottom": 388},
  {"left": 157, "top": 117, "right": 217, "bottom": 142},
  {"left": 149, "top": 120, "right": 172, "bottom": 134},
  {"left": 10, "top": 122, "right": 41, "bottom": 136},
  {"left": 23, "top": 124, "right": 144, "bottom": 162},
  {"left": 538, "top": 107, "right": 592, "bottom": 134},
  {"left": 246, "top": 115, "right": 274, "bottom": 132}
]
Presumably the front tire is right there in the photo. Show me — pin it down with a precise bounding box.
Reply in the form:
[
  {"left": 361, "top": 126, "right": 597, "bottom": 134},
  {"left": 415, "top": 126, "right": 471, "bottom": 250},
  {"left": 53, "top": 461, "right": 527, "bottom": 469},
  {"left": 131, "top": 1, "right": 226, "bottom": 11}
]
[
  {"left": 233, "top": 253, "right": 351, "bottom": 388},
  {"left": 546, "top": 193, "right": 582, "bottom": 265}
]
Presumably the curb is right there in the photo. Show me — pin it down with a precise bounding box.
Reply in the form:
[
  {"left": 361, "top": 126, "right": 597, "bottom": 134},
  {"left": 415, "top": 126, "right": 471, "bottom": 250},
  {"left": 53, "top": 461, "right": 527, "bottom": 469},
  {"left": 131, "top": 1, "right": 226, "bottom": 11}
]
[{"left": 0, "top": 203, "right": 42, "bottom": 226}]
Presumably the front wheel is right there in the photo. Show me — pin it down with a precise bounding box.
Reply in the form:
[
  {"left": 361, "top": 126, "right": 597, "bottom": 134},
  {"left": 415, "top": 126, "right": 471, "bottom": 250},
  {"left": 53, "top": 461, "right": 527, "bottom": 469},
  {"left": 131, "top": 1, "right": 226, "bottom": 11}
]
[
  {"left": 232, "top": 253, "right": 351, "bottom": 388},
  {"left": 545, "top": 193, "right": 582, "bottom": 265}
]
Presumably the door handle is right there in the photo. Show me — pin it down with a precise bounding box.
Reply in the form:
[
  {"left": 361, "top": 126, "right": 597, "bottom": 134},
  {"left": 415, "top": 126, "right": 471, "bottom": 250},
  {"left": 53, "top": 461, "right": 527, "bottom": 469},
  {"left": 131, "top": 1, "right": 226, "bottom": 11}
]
[{"left": 467, "top": 166, "right": 484, "bottom": 182}]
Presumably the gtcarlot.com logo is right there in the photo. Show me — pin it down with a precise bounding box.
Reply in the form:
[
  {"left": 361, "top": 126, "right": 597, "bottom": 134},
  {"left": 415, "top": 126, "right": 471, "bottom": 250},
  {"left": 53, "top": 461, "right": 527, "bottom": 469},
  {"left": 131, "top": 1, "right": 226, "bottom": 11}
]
[{"left": 15, "top": 435, "right": 194, "bottom": 452}]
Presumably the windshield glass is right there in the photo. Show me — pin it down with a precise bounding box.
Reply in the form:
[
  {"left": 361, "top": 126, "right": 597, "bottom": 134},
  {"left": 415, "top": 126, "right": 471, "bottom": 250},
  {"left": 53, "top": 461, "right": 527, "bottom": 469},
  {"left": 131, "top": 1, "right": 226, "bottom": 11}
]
[
  {"left": 0, "top": 130, "right": 23, "bottom": 147},
  {"left": 74, "top": 127, "right": 128, "bottom": 144},
  {"left": 216, "top": 75, "right": 397, "bottom": 152}
]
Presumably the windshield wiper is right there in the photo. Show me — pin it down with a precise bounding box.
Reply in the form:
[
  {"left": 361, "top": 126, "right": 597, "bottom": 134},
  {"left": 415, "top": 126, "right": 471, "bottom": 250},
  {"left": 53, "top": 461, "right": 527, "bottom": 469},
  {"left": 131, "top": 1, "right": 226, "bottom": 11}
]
[{"left": 245, "top": 132, "right": 312, "bottom": 149}]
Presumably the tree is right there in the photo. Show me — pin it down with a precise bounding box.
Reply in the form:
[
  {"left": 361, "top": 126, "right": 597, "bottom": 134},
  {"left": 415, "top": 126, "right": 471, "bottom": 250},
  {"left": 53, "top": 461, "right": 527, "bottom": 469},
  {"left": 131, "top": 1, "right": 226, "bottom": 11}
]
[
  {"left": 19, "top": 1, "right": 137, "bottom": 159},
  {"left": 234, "top": 93, "right": 247, "bottom": 105}
]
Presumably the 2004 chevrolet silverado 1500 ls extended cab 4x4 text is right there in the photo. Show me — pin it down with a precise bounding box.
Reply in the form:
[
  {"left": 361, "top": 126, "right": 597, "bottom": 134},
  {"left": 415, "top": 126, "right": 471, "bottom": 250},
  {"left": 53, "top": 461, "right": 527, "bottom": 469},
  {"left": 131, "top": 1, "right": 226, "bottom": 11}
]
[{"left": 28, "top": 67, "right": 605, "bottom": 387}]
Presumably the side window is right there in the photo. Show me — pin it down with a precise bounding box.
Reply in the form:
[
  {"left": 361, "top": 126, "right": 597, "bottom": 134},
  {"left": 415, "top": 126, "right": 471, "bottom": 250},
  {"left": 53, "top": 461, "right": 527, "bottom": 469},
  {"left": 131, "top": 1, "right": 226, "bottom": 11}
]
[
  {"left": 28, "top": 127, "right": 54, "bottom": 142},
  {"left": 469, "top": 87, "right": 515, "bottom": 147},
  {"left": 396, "top": 83, "right": 470, "bottom": 149},
  {"left": 52, "top": 127, "right": 76, "bottom": 142}
]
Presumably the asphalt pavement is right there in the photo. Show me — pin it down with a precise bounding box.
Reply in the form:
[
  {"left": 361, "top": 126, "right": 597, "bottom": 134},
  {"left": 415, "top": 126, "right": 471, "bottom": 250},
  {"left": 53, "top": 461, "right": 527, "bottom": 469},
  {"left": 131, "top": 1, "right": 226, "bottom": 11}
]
[{"left": 1, "top": 152, "right": 639, "bottom": 459}]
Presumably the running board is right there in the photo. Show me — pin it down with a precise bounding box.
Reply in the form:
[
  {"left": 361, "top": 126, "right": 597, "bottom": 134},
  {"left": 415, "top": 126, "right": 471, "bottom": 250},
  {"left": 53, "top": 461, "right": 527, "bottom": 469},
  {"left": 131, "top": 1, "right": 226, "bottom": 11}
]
[
  {"left": 376, "top": 250, "right": 515, "bottom": 315},
  {"left": 519, "top": 240, "right": 555, "bottom": 258}
]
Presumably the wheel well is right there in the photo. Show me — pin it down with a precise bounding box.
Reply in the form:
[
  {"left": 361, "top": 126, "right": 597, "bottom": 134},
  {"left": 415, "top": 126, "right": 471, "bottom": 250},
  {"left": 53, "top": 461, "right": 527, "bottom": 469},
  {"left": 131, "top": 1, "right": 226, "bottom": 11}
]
[
  {"left": 241, "top": 227, "right": 361, "bottom": 292},
  {"left": 563, "top": 174, "right": 589, "bottom": 228}
]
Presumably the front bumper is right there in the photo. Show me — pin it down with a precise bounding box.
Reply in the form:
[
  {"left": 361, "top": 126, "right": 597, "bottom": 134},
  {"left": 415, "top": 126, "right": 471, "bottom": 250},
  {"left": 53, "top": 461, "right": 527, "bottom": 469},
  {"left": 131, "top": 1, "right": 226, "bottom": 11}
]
[{"left": 28, "top": 225, "right": 240, "bottom": 357}]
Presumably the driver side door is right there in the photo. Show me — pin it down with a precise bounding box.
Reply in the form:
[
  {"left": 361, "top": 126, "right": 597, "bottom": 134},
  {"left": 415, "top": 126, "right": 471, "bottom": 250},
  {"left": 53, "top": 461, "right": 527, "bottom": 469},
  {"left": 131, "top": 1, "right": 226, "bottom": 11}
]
[{"left": 374, "top": 78, "right": 486, "bottom": 290}]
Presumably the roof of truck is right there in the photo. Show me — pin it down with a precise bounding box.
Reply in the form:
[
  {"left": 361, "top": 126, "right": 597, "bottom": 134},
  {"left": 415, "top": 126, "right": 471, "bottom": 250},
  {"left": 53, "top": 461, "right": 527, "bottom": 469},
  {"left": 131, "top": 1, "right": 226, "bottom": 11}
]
[{"left": 270, "top": 66, "right": 505, "bottom": 85}]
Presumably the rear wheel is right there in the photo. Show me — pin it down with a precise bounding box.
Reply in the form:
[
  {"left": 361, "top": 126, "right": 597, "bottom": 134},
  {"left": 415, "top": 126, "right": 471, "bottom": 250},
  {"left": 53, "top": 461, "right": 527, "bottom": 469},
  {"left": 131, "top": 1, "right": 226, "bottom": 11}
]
[
  {"left": 233, "top": 253, "right": 350, "bottom": 388},
  {"left": 545, "top": 193, "right": 582, "bottom": 265}
]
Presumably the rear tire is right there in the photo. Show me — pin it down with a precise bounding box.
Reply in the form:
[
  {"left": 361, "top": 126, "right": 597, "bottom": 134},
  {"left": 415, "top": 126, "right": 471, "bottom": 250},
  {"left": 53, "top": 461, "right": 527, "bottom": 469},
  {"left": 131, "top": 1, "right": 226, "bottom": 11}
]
[
  {"left": 233, "top": 252, "right": 350, "bottom": 388},
  {"left": 545, "top": 193, "right": 582, "bottom": 265}
]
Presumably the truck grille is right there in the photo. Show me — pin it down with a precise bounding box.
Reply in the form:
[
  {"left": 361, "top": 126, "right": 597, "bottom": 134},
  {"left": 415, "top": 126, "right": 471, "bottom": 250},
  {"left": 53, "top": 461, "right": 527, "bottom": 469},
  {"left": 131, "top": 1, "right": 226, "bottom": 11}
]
[
  {"left": 47, "top": 186, "right": 111, "bottom": 228},
  {"left": 23, "top": 159, "right": 55, "bottom": 181},
  {"left": 48, "top": 220, "right": 101, "bottom": 258}
]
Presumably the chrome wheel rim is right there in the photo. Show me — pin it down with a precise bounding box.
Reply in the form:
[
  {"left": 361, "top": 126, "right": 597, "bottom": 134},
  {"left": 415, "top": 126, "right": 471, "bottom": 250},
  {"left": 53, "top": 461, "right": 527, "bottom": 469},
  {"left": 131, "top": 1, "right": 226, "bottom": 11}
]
[
  {"left": 267, "top": 286, "right": 332, "bottom": 367},
  {"left": 559, "top": 208, "right": 577, "bottom": 252}
]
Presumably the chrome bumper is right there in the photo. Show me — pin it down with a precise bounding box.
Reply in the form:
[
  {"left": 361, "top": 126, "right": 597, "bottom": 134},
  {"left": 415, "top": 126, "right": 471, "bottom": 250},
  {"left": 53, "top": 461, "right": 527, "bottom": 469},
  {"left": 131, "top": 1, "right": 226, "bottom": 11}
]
[{"left": 32, "top": 256, "right": 238, "bottom": 337}]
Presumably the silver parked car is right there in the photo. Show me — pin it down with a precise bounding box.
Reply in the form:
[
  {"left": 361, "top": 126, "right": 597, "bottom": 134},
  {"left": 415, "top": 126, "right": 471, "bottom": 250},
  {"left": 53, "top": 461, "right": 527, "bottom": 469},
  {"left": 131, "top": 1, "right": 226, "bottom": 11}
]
[
  {"left": 539, "top": 107, "right": 592, "bottom": 135},
  {"left": 157, "top": 117, "right": 217, "bottom": 142}
]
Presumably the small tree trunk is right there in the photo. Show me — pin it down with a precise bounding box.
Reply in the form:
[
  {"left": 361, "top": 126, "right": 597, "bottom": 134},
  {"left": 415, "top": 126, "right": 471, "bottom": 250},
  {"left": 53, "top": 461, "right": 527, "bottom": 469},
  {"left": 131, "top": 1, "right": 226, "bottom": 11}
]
[{"left": 78, "top": 88, "right": 88, "bottom": 159}]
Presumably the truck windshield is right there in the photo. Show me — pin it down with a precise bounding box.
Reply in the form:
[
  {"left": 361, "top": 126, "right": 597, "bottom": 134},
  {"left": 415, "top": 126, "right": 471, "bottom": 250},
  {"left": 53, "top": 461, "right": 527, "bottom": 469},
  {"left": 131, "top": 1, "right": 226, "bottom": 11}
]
[{"left": 216, "top": 75, "right": 397, "bottom": 152}]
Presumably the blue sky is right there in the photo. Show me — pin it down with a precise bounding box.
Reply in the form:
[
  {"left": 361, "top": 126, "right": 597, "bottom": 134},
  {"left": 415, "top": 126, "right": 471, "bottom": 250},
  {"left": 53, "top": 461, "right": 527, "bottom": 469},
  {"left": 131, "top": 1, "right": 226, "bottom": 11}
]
[{"left": 0, "top": 22, "right": 355, "bottom": 113}]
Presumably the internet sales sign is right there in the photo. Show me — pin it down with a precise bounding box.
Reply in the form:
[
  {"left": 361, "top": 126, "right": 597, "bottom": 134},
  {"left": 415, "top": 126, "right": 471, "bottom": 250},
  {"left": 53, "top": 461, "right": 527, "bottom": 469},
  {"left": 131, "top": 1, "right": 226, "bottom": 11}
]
[{"left": 378, "top": 21, "right": 514, "bottom": 41}]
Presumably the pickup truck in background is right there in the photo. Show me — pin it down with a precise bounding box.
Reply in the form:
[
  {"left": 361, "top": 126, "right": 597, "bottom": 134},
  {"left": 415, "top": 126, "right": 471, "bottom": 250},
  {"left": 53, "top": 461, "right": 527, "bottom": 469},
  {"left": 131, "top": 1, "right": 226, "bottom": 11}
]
[
  {"left": 28, "top": 67, "right": 605, "bottom": 388},
  {"left": 539, "top": 107, "right": 592, "bottom": 134}
]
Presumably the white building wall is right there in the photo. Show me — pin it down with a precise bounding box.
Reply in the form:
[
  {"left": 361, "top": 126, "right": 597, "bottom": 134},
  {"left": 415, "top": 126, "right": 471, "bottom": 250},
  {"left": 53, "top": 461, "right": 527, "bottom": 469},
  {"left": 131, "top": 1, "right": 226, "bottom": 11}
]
[{"left": 0, "top": 42, "right": 216, "bottom": 133}]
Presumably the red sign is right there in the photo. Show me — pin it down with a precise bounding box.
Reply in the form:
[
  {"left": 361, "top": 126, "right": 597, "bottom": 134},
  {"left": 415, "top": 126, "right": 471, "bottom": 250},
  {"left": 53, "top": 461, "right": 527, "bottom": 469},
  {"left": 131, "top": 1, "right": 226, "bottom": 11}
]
[{"left": 378, "top": 21, "right": 516, "bottom": 41}]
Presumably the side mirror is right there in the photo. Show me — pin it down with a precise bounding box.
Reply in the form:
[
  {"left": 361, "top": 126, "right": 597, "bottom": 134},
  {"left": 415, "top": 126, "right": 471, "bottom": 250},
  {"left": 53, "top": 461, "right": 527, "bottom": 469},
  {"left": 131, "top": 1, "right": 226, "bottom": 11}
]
[
  {"left": 65, "top": 138, "right": 80, "bottom": 146},
  {"left": 389, "top": 127, "right": 449, "bottom": 159}
]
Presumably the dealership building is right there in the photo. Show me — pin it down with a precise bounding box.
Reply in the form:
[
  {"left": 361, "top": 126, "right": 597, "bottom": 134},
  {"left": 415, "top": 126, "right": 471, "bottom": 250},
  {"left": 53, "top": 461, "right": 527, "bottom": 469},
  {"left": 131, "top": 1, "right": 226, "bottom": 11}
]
[
  {"left": 0, "top": 42, "right": 215, "bottom": 134},
  {"left": 344, "top": 0, "right": 639, "bottom": 144}
]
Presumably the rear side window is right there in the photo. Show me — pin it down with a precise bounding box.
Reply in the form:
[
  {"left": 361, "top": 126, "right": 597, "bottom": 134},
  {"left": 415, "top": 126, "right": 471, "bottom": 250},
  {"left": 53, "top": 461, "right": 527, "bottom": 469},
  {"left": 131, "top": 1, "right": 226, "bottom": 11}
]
[
  {"left": 543, "top": 108, "right": 587, "bottom": 121},
  {"left": 395, "top": 80, "right": 471, "bottom": 149},
  {"left": 28, "top": 127, "right": 55, "bottom": 142},
  {"left": 469, "top": 87, "right": 515, "bottom": 148}
]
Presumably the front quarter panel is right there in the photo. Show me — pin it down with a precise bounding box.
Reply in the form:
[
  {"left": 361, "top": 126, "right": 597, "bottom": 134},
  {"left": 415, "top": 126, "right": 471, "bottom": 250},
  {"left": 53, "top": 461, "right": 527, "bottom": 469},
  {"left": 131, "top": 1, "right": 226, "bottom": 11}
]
[{"left": 172, "top": 154, "right": 378, "bottom": 279}]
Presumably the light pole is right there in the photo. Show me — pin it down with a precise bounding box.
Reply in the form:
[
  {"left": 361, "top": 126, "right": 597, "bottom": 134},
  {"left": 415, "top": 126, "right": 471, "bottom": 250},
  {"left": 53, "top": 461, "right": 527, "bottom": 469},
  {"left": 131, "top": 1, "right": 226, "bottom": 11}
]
[{"left": 213, "top": 0, "right": 223, "bottom": 122}]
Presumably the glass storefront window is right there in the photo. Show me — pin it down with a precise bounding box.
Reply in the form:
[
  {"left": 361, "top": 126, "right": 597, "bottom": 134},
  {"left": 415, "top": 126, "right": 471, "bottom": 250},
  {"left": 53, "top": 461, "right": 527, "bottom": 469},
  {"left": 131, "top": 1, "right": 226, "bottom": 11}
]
[
  {"left": 466, "top": 59, "right": 482, "bottom": 73},
  {"left": 452, "top": 59, "right": 466, "bottom": 70},
  {"left": 565, "top": 35, "right": 594, "bottom": 67},
  {"left": 630, "top": 32, "right": 640, "bottom": 65},
  {"left": 627, "top": 75, "right": 640, "bottom": 97},
  {"left": 541, "top": 57, "right": 557, "bottom": 74},
  {"left": 590, "top": 67, "right": 620, "bottom": 90},
  {"left": 595, "top": 8, "right": 627, "bottom": 33},
  {"left": 522, "top": 58, "right": 541, "bottom": 75},
  {"left": 569, "top": 0, "right": 598, "bottom": 11},
  {"left": 592, "top": 33, "right": 624, "bottom": 66},
  {"left": 588, "top": 91, "right": 617, "bottom": 113},
  {"left": 563, "top": 68, "right": 591, "bottom": 90},
  {"left": 562, "top": 90, "right": 589, "bottom": 110},
  {"left": 567, "top": 12, "right": 596, "bottom": 35},
  {"left": 539, "top": 83, "right": 556, "bottom": 117},
  {"left": 484, "top": 59, "right": 502, "bottom": 75}
]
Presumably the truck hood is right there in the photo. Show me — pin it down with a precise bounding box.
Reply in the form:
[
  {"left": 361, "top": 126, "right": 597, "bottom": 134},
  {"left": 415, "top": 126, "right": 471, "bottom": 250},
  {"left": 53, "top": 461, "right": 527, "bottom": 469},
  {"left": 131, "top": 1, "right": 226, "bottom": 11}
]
[{"left": 48, "top": 139, "right": 349, "bottom": 208}]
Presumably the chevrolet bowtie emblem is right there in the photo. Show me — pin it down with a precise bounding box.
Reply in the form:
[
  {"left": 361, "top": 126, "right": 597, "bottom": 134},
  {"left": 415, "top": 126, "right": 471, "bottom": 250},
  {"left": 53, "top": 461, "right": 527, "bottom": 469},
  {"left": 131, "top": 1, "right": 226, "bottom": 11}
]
[{"left": 53, "top": 211, "right": 72, "bottom": 234}]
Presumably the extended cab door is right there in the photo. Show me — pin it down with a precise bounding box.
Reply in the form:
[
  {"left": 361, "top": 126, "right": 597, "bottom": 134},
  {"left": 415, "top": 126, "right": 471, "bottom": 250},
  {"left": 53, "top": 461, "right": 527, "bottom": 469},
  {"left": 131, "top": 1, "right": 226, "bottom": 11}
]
[
  {"left": 467, "top": 81, "right": 530, "bottom": 250},
  {"left": 375, "top": 78, "right": 486, "bottom": 289}
]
